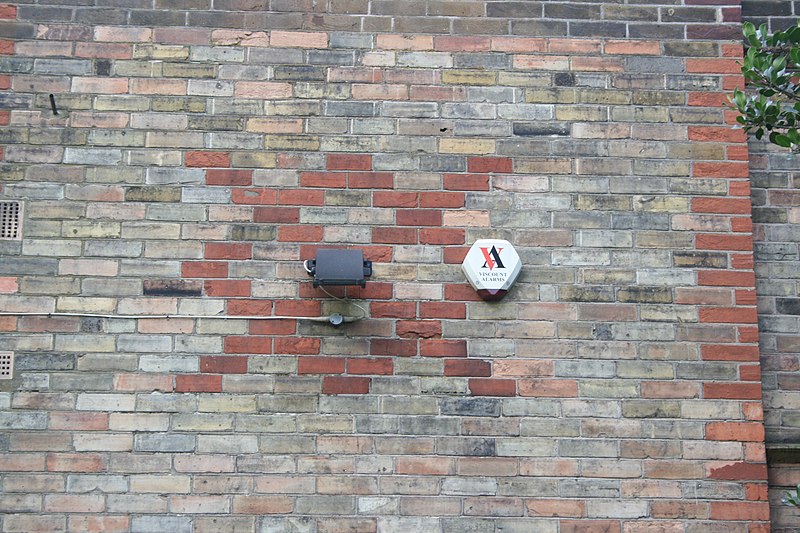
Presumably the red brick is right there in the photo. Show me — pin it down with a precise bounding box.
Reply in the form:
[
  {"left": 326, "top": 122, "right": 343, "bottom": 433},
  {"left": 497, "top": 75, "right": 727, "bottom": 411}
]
[
  {"left": 275, "top": 337, "right": 321, "bottom": 355},
  {"left": 526, "top": 499, "right": 586, "bottom": 518},
  {"left": 75, "top": 43, "right": 133, "bottom": 59},
  {"left": 0, "top": 40, "right": 11, "bottom": 55},
  {"left": 200, "top": 356, "right": 248, "bottom": 374},
  {"left": 731, "top": 253, "right": 754, "bottom": 269},
  {"left": 397, "top": 320, "right": 442, "bottom": 339},
  {"left": 370, "top": 303, "right": 416, "bottom": 319},
  {"left": 206, "top": 169, "right": 252, "bottom": 186},
  {"left": 46, "top": 453, "right": 106, "bottom": 472},
  {"left": 327, "top": 153, "right": 372, "bottom": 171},
  {"left": 703, "top": 382, "right": 762, "bottom": 400},
  {"left": 443, "top": 247, "right": 469, "bottom": 264},
  {"left": 322, "top": 376, "right": 370, "bottom": 394},
  {"left": 205, "top": 280, "right": 251, "bottom": 297},
  {"left": 698, "top": 270, "right": 755, "bottom": 288},
  {"left": 419, "top": 302, "right": 466, "bottom": 319},
  {"left": 445, "top": 283, "right": 484, "bottom": 301},
  {"left": 347, "top": 282, "right": 393, "bottom": 300},
  {"left": 224, "top": 336, "right": 272, "bottom": 354},
  {"left": 692, "top": 161, "right": 749, "bottom": 178},
  {"left": 443, "top": 173, "right": 490, "bottom": 191},
  {"left": 0, "top": 453, "right": 46, "bottom": 472},
  {"left": 434, "top": 36, "right": 491, "bottom": 52},
  {"left": 359, "top": 245, "right": 393, "bottom": 262},
  {"left": 688, "top": 91, "right": 731, "bottom": 107},
  {"left": 253, "top": 206, "right": 299, "bottom": 222},
  {"left": 695, "top": 234, "right": 753, "bottom": 251},
  {"left": 396, "top": 210, "right": 442, "bottom": 226},
  {"left": 231, "top": 189, "right": 278, "bottom": 204},
  {"left": 274, "top": 300, "right": 321, "bottom": 317},
  {"left": 186, "top": 151, "right": 231, "bottom": 167},
  {"left": 373, "top": 191, "right": 418, "bottom": 208},
  {"left": 699, "top": 307, "right": 757, "bottom": 324},
  {"left": 700, "top": 344, "right": 759, "bottom": 362},
  {"left": 45, "top": 494, "right": 104, "bottom": 513},
  {"left": 0, "top": 109, "right": 9, "bottom": 125},
  {"left": 706, "top": 422, "right": 765, "bottom": 442},
  {"left": 0, "top": 74, "right": 8, "bottom": 89},
  {"left": 300, "top": 171, "right": 347, "bottom": 188},
  {"left": 686, "top": 58, "right": 741, "bottom": 74},
  {"left": 731, "top": 217, "right": 753, "bottom": 233},
  {"left": 467, "top": 156, "right": 513, "bottom": 173},
  {"left": 419, "top": 191, "right": 465, "bottom": 208},
  {"left": 445, "top": 359, "right": 491, "bottom": 377},
  {"left": 176, "top": 374, "right": 223, "bottom": 393},
  {"left": 0, "top": 4, "right": 16, "bottom": 18},
  {"left": 232, "top": 495, "right": 293, "bottom": 514},
  {"left": 278, "top": 225, "right": 324, "bottom": 242},
  {"left": 205, "top": 242, "right": 252, "bottom": 260},
  {"left": 419, "top": 228, "right": 465, "bottom": 245},
  {"left": 182, "top": 261, "right": 228, "bottom": 278},
  {"left": 370, "top": 338, "right": 418, "bottom": 356},
  {"left": 68, "top": 515, "right": 130, "bottom": 533},
  {"left": 518, "top": 379, "right": 578, "bottom": 397},
  {"left": 228, "top": 299, "right": 273, "bottom": 316},
  {"left": 709, "top": 501, "right": 770, "bottom": 521},
  {"left": 49, "top": 412, "right": 108, "bottom": 431},
  {"left": 738, "top": 326, "right": 759, "bottom": 344},
  {"left": 726, "top": 144, "right": 749, "bottom": 161},
  {"left": 114, "top": 374, "right": 174, "bottom": 392},
  {"left": 746, "top": 482, "right": 770, "bottom": 501},
  {"left": 692, "top": 197, "right": 752, "bottom": 214},
  {"left": 707, "top": 461, "right": 767, "bottom": 481},
  {"left": 298, "top": 356, "right": 345, "bottom": 374},
  {"left": 348, "top": 172, "right": 394, "bottom": 189},
  {"left": 688, "top": 126, "right": 747, "bottom": 143},
  {"left": 279, "top": 189, "right": 325, "bottom": 205},
  {"left": 249, "top": 319, "right": 296, "bottom": 335},
  {"left": 397, "top": 456, "right": 455, "bottom": 475},
  {"left": 372, "top": 227, "right": 417, "bottom": 244},
  {"left": 419, "top": 339, "right": 467, "bottom": 357},
  {"left": 740, "top": 364, "right": 761, "bottom": 382},
  {"left": 348, "top": 357, "right": 394, "bottom": 375}
]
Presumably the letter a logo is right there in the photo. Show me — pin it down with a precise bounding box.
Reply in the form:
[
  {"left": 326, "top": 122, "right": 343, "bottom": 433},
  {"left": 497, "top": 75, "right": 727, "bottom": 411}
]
[{"left": 479, "top": 246, "right": 505, "bottom": 270}]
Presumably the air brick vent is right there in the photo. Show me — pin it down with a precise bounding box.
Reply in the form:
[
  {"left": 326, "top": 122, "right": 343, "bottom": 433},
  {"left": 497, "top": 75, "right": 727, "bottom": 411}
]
[
  {"left": 0, "top": 201, "right": 22, "bottom": 240},
  {"left": 0, "top": 352, "right": 14, "bottom": 380}
]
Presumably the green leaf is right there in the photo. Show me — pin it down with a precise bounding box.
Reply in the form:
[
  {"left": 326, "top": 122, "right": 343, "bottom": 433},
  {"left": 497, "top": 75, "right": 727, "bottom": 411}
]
[{"left": 771, "top": 132, "right": 792, "bottom": 147}]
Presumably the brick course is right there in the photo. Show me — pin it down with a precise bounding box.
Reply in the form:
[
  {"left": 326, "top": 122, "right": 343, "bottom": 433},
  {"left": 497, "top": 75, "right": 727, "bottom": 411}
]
[{"left": 0, "top": 1, "right": 775, "bottom": 531}]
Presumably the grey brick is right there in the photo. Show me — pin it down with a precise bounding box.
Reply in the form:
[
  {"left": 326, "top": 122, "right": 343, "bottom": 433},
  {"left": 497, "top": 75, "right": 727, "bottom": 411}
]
[{"left": 135, "top": 433, "right": 196, "bottom": 452}]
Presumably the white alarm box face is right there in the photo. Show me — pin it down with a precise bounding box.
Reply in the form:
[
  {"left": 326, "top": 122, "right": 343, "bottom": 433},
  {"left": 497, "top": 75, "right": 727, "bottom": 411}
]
[{"left": 461, "top": 239, "right": 521, "bottom": 301}]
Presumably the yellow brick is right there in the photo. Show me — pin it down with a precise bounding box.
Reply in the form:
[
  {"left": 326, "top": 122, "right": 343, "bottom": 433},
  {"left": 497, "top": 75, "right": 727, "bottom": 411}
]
[
  {"left": 264, "top": 135, "right": 320, "bottom": 151},
  {"left": 633, "top": 196, "right": 690, "bottom": 213},
  {"left": 133, "top": 44, "right": 189, "bottom": 60},
  {"left": 130, "top": 475, "right": 191, "bottom": 493},
  {"left": 439, "top": 138, "right": 495, "bottom": 155},
  {"left": 198, "top": 395, "right": 257, "bottom": 413},
  {"left": 578, "top": 89, "right": 632, "bottom": 105},
  {"left": 442, "top": 70, "right": 497, "bottom": 86},
  {"left": 555, "top": 106, "right": 609, "bottom": 122},
  {"left": 525, "top": 88, "right": 576, "bottom": 104},
  {"left": 57, "top": 297, "right": 117, "bottom": 313},
  {"left": 231, "top": 152, "right": 278, "bottom": 168}
]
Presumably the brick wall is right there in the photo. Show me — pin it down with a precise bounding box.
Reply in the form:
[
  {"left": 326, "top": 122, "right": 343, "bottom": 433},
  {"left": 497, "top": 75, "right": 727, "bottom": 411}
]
[
  {"left": 0, "top": 2, "right": 773, "bottom": 532},
  {"left": 739, "top": 0, "right": 800, "bottom": 529}
]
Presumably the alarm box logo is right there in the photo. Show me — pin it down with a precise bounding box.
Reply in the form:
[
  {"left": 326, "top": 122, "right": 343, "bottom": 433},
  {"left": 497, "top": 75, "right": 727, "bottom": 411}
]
[
  {"left": 462, "top": 239, "right": 522, "bottom": 302},
  {"left": 480, "top": 246, "right": 505, "bottom": 271}
]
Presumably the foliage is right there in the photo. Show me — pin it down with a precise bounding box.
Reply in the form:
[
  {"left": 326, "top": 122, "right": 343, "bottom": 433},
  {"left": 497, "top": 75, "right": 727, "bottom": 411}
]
[
  {"left": 783, "top": 484, "right": 800, "bottom": 507},
  {"left": 732, "top": 20, "right": 800, "bottom": 152}
]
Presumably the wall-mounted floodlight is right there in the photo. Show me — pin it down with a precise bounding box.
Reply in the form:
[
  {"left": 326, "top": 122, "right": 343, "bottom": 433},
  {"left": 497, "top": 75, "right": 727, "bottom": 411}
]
[{"left": 305, "top": 249, "right": 372, "bottom": 288}]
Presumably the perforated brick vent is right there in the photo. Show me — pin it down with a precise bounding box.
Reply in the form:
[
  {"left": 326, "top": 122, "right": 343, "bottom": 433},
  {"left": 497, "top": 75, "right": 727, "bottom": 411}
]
[
  {"left": 0, "top": 352, "right": 14, "bottom": 380},
  {"left": 0, "top": 202, "right": 22, "bottom": 240}
]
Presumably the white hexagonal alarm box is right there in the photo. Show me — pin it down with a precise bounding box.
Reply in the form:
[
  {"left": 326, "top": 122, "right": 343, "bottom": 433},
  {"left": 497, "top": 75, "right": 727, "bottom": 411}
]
[{"left": 461, "top": 239, "right": 522, "bottom": 302}]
